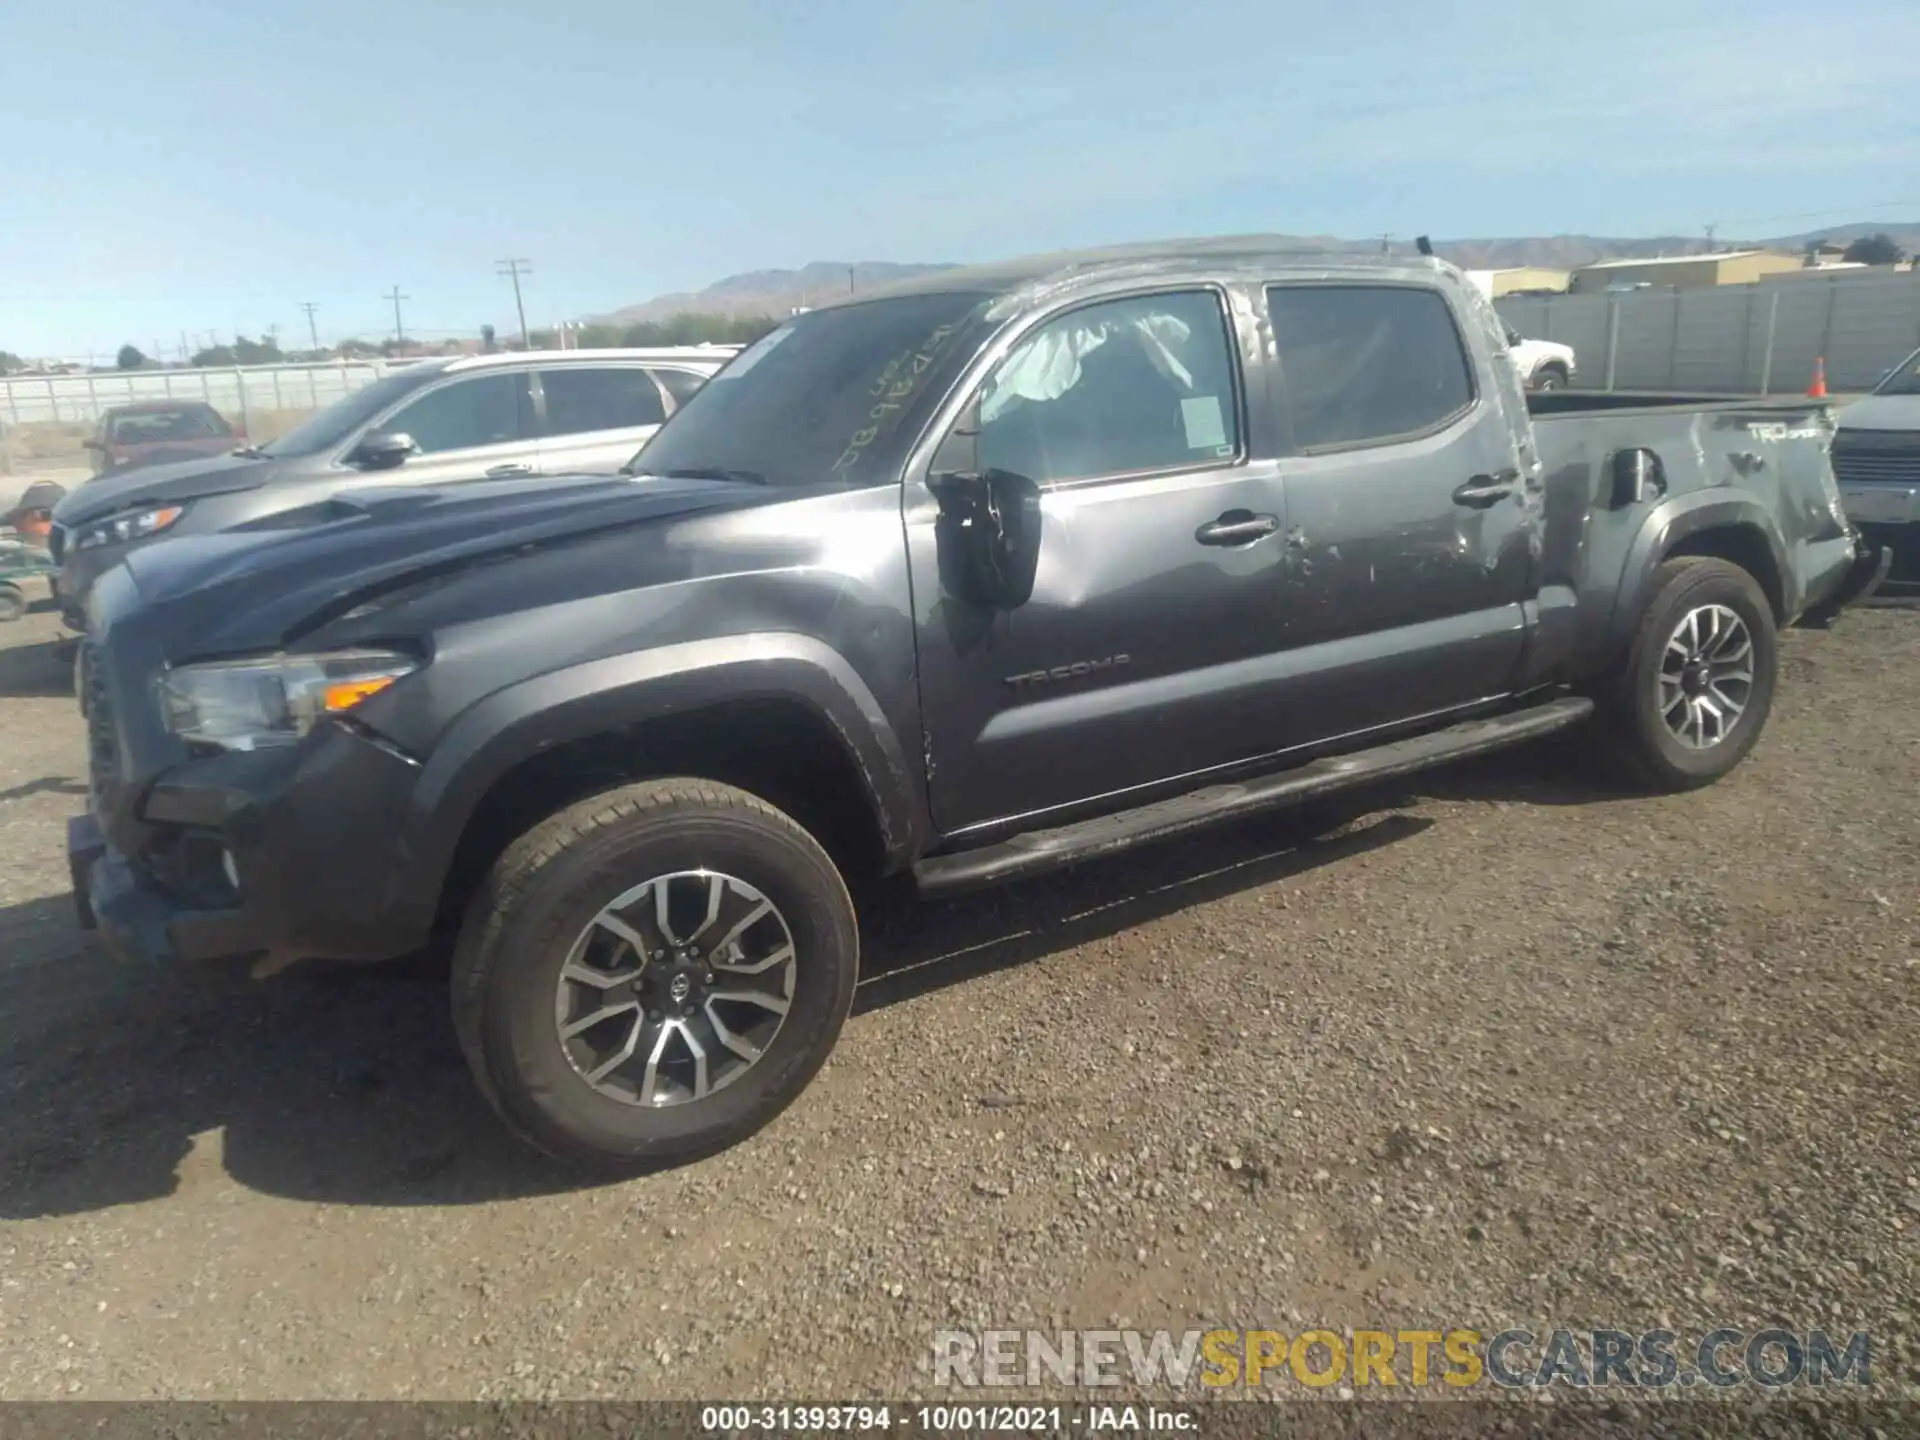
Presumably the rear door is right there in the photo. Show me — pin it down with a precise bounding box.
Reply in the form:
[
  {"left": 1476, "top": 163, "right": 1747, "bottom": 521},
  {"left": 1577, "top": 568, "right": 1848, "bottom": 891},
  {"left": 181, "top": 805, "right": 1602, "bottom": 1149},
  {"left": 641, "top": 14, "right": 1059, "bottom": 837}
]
[
  {"left": 360, "top": 370, "right": 540, "bottom": 485},
  {"left": 534, "top": 364, "right": 672, "bottom": 475},
  {"left": 1263, "top": 280, "right": 1534, "bottom": 745}
]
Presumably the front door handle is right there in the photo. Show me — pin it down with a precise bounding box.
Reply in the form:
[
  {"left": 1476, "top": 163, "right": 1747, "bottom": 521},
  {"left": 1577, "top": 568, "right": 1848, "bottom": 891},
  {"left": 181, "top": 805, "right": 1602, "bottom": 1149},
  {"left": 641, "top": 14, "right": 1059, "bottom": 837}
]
[
  {"left": 486, "top": 463, "right": 535, "bottom": 478},
  {"left": 1452, "top": 471, "right": 1517, "bottom": 508},
  {"left": 1196, "top": 510, "right": 1281, "bottom": 546}
]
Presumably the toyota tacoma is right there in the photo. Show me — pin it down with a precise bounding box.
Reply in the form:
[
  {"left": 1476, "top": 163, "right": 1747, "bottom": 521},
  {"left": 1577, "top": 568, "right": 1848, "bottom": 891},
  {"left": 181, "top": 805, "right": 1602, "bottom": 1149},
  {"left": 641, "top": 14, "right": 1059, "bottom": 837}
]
[{"left": 65, "top": 239, "right": 1888, "bottom": 1169}]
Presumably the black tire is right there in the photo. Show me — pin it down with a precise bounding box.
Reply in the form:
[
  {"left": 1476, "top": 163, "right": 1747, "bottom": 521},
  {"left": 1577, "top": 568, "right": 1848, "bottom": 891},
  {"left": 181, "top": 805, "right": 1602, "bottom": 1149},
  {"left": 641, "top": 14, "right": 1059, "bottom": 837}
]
[
  {"left": 0, "top": 585, "right": 25, "bottom": 623},
  {"left": 1533, "top": 366, "right": 1567, "bottom": 392},
  {"left": 1601, "top": 557, "right": 1777, "bottom": 791},
  {"left": 451, "top": 778, "right": 859, "bottom": 1170}
]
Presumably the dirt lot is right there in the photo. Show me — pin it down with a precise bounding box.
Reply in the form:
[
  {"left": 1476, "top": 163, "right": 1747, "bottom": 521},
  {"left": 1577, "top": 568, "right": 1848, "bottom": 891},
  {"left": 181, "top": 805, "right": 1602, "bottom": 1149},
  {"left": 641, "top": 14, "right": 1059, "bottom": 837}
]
[{"left": 0, "top": 602, "right": 1915, "bottom": 1416}]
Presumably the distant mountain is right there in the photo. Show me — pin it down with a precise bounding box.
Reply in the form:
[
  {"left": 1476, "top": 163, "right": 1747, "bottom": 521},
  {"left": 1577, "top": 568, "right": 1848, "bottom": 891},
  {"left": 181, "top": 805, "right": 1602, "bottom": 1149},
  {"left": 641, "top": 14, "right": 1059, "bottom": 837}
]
[
  {"left": 593, "top": 261, "right": 959, "bottom": 323},
  {"left": 599, "top": 224, "right": 1920, "bottom": 320}
]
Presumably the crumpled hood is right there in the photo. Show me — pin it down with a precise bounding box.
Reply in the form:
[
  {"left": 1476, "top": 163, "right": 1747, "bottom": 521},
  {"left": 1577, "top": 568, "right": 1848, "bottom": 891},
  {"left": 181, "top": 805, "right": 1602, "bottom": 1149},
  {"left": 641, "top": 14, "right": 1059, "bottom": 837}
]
[
  {"left": 116, "top": 471, "right": 773, "bottom": 654},
  {"left": 51, "top": 451, "right": 283, "bottom": 527},
  {"left": 1835, "top": 393, "right": 1920, "bottom": 434}
]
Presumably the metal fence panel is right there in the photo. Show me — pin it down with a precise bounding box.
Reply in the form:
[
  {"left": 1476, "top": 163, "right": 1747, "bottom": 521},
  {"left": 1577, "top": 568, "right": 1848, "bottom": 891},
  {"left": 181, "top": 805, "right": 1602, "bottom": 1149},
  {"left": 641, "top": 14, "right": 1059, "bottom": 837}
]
[
  {"left": 1496, "top": 271, "right": 1920, "bottom": 395},
  {"left": 0, "top": 360, "right": 403, "bottom": 428}
]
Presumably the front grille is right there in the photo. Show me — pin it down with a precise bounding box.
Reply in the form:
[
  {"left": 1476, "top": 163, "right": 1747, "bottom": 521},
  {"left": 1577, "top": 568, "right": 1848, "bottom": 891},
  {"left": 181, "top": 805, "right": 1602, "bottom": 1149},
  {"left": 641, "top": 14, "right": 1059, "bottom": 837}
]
[
  {"left": 81, "top": 642, "right": 120, "bottom": 809},
  {"left": 1833, "top": 435, "right": 1920, "bottom": 489}
]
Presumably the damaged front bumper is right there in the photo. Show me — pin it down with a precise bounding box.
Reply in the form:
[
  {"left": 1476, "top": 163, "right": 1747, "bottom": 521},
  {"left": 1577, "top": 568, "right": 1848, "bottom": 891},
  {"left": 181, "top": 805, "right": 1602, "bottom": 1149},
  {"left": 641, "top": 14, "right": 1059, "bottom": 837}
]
[{"left": 1795, "top": 530, "right": 1891, "bottom": 630}]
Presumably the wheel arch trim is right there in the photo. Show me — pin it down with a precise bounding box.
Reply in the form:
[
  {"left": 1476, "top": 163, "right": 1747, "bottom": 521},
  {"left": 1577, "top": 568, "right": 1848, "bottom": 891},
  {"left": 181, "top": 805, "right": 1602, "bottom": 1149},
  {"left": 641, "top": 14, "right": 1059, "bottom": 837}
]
[{"left": 386, "top": 633, "right": 923, "bottom": 931}]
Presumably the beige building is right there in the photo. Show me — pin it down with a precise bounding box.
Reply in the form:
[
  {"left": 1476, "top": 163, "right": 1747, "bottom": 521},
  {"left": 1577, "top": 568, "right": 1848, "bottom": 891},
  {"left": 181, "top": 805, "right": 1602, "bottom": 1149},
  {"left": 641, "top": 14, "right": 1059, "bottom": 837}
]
[
  {"left": 1569, "top": 250, "right": 1804, "bottom": 292},
  {"left": 1464, "top": 266, "right": 1571, "bottom": 298}
]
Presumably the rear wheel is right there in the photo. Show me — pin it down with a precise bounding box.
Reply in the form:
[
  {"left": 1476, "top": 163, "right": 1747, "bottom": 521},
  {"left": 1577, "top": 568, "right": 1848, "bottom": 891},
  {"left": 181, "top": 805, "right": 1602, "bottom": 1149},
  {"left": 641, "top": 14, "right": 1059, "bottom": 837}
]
[
  {"left": 1601, "top": 557, "right": 1777, "bottom": 791},
  {"left": 451, "top": 778, "right": 859, "bottom": 1170},
  {"left": 0, "top": 584, "right": 26, "bottom": 623}
]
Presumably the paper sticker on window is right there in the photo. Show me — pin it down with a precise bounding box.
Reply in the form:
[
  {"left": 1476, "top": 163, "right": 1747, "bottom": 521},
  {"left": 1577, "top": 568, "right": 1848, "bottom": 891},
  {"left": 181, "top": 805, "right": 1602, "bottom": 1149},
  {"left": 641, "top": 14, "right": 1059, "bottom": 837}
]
[{"left": 1181, "top": 395, "right": 1229, "bottom": 453}]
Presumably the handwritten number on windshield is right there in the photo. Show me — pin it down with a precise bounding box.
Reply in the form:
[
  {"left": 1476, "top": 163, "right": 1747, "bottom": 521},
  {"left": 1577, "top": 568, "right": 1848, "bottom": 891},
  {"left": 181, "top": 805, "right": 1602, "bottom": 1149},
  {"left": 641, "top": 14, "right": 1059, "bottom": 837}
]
[{"left": 831, "top": 323, "right": 958, "bottom": 476}]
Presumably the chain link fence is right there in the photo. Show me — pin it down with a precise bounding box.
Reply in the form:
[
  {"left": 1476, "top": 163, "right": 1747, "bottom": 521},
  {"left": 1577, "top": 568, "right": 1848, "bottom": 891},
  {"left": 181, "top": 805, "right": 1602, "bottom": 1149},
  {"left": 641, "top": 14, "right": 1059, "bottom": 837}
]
[{"left": 1493, "top": 270, "right": 1920, "bottom": 395}]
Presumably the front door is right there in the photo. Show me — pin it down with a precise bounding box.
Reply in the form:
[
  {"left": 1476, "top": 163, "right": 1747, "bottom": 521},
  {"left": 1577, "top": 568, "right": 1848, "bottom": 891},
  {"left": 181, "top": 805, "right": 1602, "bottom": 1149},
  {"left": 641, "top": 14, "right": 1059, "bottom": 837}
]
[
  {"left": 908, "top": 285, "right": 1295, "bottom": 836},
  {"left": 352, "top": 370, "right": 540, "bottom": 487},
  {"left": 1261, "top": 281, "right": 1534, "bottom": 746}
]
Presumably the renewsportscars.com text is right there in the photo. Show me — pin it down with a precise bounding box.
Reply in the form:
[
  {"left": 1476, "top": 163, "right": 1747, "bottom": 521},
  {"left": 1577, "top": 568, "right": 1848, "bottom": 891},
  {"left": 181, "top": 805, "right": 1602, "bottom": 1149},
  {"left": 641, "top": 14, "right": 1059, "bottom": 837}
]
[{"left": 932, "top": 1327, "right": 1872, "bottom": 1391}]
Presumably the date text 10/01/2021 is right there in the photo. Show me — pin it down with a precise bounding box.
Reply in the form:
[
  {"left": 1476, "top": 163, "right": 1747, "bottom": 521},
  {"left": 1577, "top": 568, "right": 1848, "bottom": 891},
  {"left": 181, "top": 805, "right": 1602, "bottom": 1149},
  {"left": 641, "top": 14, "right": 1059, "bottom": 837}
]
[{"left": 699, "top": 1405, "right": 1196, "bottom": 1432}]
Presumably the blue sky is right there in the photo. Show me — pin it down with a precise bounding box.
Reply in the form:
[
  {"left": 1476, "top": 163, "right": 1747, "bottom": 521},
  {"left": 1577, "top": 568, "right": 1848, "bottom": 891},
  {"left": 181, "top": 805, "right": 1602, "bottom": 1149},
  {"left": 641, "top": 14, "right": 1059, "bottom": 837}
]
[{"left": 1, "top": 0, "right": 1914, "bottom": 358}]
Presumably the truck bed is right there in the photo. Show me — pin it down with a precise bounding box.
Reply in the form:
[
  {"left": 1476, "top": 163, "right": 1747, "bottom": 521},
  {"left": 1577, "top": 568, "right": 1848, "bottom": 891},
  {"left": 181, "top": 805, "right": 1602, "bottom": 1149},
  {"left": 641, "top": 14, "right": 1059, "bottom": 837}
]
[
  {"left": 1526, "top": 392, "right": 1852, "bottom": 678},
  {"left": 1527, "top": 390, "right": 1834, "bottom": 417}
]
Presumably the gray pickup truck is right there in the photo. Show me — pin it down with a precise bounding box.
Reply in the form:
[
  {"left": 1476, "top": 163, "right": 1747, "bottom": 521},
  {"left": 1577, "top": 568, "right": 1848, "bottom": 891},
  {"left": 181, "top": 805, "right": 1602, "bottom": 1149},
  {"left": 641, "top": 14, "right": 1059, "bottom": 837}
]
[{"left": 67, "top": 239, "right": 1887, "bottom": 1170}]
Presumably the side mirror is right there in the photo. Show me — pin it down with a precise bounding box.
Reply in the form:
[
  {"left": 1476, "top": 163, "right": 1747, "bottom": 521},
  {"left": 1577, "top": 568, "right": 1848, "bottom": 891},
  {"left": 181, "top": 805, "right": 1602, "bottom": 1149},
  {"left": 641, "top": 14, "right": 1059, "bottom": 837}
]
[
  {"left": 1609, "top": 447, "right": 1667, "bottom": 509},
  {"left": 930, "top": 461, "right": 1042, "bottom": 611},
  {"left": 352, "top": 431, "right": 415, "bottom": 470}
]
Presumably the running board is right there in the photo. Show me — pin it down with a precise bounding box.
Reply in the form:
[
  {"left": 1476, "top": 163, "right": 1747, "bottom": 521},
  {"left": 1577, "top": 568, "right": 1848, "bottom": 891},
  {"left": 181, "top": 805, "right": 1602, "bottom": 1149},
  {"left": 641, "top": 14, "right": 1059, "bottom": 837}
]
[{"left": 913, "top": 696, "right": 1595, "bottom": 897}]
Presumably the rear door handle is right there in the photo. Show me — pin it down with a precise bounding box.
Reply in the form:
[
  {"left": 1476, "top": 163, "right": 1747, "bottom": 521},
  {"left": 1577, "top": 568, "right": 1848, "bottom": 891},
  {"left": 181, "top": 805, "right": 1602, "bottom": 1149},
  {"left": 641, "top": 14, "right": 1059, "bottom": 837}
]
[
  {"left": 1195, "top": 511, "right": 1280, "bottom": 546},
  {"left": 486, "top": 463, "right": 535, "bottom": 478},
  {"left": 1452, "top": 471, "right": 1517, "bottom": 508}
]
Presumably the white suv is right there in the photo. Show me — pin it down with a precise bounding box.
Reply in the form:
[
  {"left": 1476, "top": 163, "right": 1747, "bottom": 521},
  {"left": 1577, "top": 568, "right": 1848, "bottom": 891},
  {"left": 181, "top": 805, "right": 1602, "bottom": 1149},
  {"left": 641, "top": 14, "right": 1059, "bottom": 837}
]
[{"left": 1503, "top": 324, "right": 1577, "bottom": 391}]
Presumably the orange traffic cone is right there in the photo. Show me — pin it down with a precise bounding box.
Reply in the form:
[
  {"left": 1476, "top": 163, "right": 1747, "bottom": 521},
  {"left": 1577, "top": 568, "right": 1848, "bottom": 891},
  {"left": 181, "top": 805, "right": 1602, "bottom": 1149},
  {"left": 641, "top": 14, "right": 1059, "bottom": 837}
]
[{"left": 1808, "top": 356, "right": 1828, "bottom": 399}]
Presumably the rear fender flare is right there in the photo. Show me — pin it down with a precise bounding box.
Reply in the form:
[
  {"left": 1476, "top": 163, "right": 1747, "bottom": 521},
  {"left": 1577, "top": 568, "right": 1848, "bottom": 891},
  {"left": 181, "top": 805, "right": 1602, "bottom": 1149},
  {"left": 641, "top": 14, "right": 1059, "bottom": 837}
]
[
  {"left": 1602, "top": 493, "right": 1791, "bottom": 659},
  {"left": 387, "top": 633, "right": 923, "bottom": 929}
]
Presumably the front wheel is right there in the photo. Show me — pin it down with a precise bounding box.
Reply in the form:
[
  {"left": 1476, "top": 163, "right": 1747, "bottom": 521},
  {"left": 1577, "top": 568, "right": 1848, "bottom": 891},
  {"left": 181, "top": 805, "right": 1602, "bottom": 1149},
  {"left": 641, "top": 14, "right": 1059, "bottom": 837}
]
[
  {"left": 1533, "top": 367, "right": 1567, "bottom": 392},
  {"left": 0, "top": 584, "right": 25, "bottom": 623},
  {"left": 1601, "top": 557, "right": 1777, "bottom": 791},
  {"left": 452, "top": 778, "right": 859, "bottom": 1170}
]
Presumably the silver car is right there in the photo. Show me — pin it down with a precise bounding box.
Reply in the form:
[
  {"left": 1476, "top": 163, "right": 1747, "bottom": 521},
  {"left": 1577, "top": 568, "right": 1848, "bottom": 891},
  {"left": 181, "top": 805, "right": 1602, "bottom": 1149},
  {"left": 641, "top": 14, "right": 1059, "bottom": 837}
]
[{"left": 49, "top": 347, "right": 734, "bottom": 629}]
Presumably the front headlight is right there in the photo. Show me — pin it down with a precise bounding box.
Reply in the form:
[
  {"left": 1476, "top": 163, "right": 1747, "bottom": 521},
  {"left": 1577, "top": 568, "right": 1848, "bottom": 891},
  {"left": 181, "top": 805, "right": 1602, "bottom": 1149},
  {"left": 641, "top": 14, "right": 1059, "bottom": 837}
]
[
  {"left": 74, "top": 504, "right": 186, "bottom": 550},
  {"left": 158, "top": 649, "right": 418, "bottom": 752}
]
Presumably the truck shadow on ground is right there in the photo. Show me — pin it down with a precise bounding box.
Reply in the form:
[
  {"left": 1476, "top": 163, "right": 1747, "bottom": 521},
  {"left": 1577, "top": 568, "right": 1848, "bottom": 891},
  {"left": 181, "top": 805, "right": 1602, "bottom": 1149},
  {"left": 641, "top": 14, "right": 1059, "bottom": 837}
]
[
  {"left": 0, "top": 741, "right": 1614, "bottom": 1219},
  {"left": 0, "top": 635, "right": 74, "bottom": 700}
]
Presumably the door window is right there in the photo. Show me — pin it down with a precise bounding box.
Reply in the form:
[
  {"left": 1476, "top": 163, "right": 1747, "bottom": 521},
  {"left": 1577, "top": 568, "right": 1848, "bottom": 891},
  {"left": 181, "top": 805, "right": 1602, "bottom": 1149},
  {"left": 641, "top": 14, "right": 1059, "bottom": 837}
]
[
  {"left": 540, "top": 366, "right": 668, "bottom": 436},
  {"left": 1265, "top": 284, "right": 1475, "bottom": 450},
  {"left": 649, "top": 367, "right": 711, "bottom": 408},
  {"left": 976, "top": 290, "right": 1242, "bottom": 486},
  {"left": 384, "top": 373, "right": 530, "bottom": 454}
]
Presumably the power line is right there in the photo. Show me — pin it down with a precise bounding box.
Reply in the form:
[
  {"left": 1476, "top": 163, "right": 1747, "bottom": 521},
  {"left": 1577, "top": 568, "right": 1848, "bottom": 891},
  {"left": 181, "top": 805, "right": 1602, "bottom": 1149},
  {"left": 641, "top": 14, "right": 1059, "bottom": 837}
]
[
  {"left": 384, "top": 285, "right": 410, "bottom": 344},
  {"left": 496, "top": 259, "right": 533, "bottom": 348}
]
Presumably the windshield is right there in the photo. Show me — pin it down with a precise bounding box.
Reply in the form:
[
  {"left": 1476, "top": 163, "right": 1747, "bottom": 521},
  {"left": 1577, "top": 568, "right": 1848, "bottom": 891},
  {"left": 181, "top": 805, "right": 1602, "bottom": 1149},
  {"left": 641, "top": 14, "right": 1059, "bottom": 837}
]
[
  {"left": 260, "top": 367, "right": 441, "bottom": 458},
  {"left": 630, "top": 291, "right": 995, "bottom": 489},
  {"left": 1875, "top": 346, "right": 1920, "bottom": 396}
]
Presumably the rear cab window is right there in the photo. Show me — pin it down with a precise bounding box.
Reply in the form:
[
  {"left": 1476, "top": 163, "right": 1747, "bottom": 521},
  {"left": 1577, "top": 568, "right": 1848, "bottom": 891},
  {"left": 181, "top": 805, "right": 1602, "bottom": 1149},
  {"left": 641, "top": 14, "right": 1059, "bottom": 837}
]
[{"left": 1265, "top": 284, "right": 1476, "bottom": 450}]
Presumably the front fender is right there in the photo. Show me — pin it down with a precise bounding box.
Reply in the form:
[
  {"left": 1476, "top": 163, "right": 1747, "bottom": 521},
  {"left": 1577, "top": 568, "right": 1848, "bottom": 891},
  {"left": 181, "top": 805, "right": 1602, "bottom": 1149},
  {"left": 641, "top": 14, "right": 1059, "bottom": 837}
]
[
  {"left": 383, "top": 632, "right": 923, "bottom": 933},
  {"left": 1600, "top": 491, "right": 1791, "bottom": 660}
]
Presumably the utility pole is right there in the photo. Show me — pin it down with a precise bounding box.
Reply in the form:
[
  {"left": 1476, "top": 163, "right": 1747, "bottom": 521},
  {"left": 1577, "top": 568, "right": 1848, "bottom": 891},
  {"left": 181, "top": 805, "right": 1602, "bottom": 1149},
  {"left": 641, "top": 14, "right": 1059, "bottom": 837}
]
[
  {"left": 1379, "top": 233, "right": 1393, "bottom": 254},
  {"left": 1704, "top": 223, "right": 1718, "bottom": 253},
  {"left": 385, "top": 286, "right": 410, "bottom": 345},
  {"left": 300, "top": 301, "right": 320, "bottom": 351},
  {"left": 496, "top": 259, "right": 533, "bottom": 348},
  {"left": 848, "top": 266, "right": 856, "bottom": 296}
]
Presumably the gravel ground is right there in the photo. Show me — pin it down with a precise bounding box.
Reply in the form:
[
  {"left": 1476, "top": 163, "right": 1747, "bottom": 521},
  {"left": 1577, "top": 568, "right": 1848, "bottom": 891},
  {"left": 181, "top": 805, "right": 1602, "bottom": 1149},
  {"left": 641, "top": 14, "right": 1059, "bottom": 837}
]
[{"left": 0, "top": 601, "right": 1915, "bottom": 1423}]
